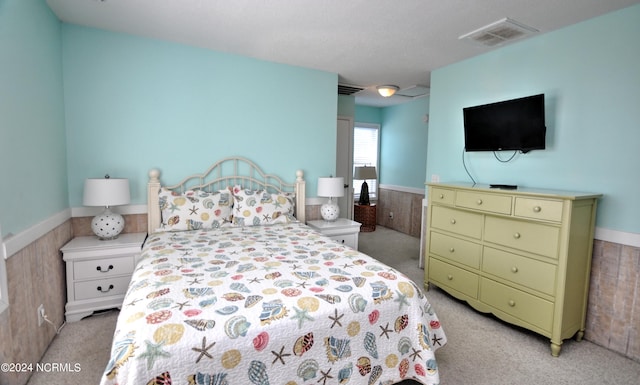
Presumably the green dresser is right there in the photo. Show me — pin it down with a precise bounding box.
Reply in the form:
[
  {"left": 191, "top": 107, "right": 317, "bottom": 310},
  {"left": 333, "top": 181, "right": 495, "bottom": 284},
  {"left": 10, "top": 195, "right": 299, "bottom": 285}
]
[{"left": 424, "top": 183, "right": 601, "bottom": 356}]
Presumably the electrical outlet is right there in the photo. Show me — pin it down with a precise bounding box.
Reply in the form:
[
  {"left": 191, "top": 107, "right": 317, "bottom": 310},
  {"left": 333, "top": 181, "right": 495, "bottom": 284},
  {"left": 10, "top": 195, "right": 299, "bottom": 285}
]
[
  {"left": 431, "top": 174, "right": 440, "bottom": 183},
  {"left": 37, "top": 304, "right": 45, "bottom": 326}
]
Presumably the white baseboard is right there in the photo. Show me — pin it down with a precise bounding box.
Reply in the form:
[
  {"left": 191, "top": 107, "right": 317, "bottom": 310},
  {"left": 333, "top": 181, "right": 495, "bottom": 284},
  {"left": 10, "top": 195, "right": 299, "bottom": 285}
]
[
  {"left": 379, "top": 184, "right": 425, "bottom": 195},
  {"left": 595, "top": 227, "right": 640, "bottom": 248},
  {"left": 4, "top": 209, "right": 71, "bottom": 258},
  {"left": 5, "top": 202, "right": 638, "bottom": 259}
]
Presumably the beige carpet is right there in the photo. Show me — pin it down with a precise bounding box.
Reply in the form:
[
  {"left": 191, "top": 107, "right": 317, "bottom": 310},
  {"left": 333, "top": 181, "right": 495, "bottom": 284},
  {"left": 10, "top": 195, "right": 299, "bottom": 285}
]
[{"left": 27, "top": 226, "right": 640, "bottom": 385}]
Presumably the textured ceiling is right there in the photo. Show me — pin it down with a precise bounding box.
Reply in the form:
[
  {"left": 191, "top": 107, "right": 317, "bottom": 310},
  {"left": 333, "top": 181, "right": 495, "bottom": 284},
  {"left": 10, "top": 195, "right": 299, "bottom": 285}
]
[{"left": 46, "top": 0, "right": 639, "bottom": 106}]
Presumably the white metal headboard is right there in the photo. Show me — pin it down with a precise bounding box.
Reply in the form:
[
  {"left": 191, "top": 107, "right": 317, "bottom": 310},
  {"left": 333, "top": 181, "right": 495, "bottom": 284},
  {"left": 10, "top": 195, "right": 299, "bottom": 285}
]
[{"left": 147, "top": 156, "right": 306, "bottom": 233}]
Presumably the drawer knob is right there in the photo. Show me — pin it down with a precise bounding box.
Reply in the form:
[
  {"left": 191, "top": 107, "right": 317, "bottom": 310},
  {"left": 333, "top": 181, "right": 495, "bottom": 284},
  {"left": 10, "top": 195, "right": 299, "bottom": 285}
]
[
  {"left": 476, "top": 199, "right": 483, "bottom": 205},
  {"left": 97, "top": 284, "right": 114, "bottom": 293},
  {"left": 533, "top": 206, "right": 542, "bottom": 213},
  {"left": 449, "top": 247, "right": 455, "bottom": 253},
  {"left": 97, "top": 265, "right": 114, "bottom": 273},
  {"left": 450, "top": 218, "right": 456, "bottom": 225},
  {"left": 511, "top": 266, "right": 519, "bottom": 273},
  {"left": 447, "top": 275, "right": 453, "bottom": 281},
  {"left": 513, "top": 232, "right": 521, "bottom": 239},
  {"left": 508, "top": 300, "right": 516, "bottom": 307},
  {"left": 439, "top": 194, "right": 444, "bottom": 199}
]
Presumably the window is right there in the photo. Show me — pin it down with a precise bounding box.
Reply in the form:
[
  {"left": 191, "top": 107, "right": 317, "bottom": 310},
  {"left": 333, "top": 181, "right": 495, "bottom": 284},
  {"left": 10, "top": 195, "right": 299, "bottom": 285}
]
[{"left": 353, "top": 123, "right": 380, "bottom": 199}]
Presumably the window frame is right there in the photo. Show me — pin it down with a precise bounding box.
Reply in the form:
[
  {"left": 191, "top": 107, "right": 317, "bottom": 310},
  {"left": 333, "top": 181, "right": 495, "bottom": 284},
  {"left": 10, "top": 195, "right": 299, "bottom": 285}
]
[{"left": 353, "top": 122, "right": 380, "bottom": 202}]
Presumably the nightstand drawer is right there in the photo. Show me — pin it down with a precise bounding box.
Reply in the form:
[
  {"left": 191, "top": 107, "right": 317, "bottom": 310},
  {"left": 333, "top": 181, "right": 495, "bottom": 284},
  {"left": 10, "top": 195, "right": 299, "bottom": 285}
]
[
  {"left": 74, "top": 276, "right": 131, "bottom": 301},
  {"left": 430, "top": 205, "right": 483, "bottom": 239},
  {"left": 456, "top": 191, "right": 512, "bottom": 215},
  {"left": 328, "top": 233, "right": 358, "bottom": 249},
  {"left": 482, "top": 247, "right": 557, "bottom": 296},
  {"left": 74, "top": 256, "right": 134, "bottom": 280},
  {"left": 429, "top": 258, "right": 479, "bottom": 299},
  {"left": 480, "top": 278, "right": 553, "bottom": 332},
  {"left": 514, "top": 197, "right": 563, "bottom": 222},
  {"left": 485, "top": 216, "right": 560, "bottom": 258},
  {"left": 429, "top": 232, "right": 481, "bottom": 269}
]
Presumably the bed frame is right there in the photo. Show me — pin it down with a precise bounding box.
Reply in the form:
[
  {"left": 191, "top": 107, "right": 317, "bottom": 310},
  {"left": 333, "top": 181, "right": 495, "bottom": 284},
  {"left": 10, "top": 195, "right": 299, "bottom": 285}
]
[{"left": 147, "top": 156, "right": 305, "bottom": 233}]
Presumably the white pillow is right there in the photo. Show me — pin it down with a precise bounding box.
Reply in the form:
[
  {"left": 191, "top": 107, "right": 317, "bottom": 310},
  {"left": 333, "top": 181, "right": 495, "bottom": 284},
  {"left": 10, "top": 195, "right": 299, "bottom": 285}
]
[{"left": 157, "top": 188, "right": 233, "bottom": 232}]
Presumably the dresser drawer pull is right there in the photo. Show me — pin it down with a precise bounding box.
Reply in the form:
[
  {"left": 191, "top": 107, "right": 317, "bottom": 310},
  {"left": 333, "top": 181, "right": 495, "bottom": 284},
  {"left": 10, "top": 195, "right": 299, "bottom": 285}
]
[
  {"left": 439, "top": 194, "right": 445, "bottom": 199},
  {"left": 513, "top": 232, "right": 521, "bottom": 239},
  {"left": 533, "top": 206, "right": 542, "bottom": 213},
  {"left": 476, "top": 199, "right": 483, "bottom": 205},
  {"left": 449, "top": 247, "right": 455, "bottom": 253},
  {"left": 96, "top": 265, "right": 114, "bottom": 273},
  {"left": 511, "top": 266, "right": 519, "bottom": 273},
  {"left": 447, "top": 275, "right": 453, "bottom": 281},
  {"left": 450, "top": 218, "right": 456, "bottom": 225},
  {"left": 97, "top": 284, "right": 114, "bottom": 293},
  {"left": 508, "top": 300, "right": 516, "bottom": 307}
]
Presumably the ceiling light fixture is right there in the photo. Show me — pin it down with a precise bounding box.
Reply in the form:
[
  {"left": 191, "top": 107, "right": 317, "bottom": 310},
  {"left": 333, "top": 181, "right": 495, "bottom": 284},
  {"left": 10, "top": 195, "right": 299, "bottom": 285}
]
[{"left": 377, "top": 85, "right": 399, "bottom": 97}]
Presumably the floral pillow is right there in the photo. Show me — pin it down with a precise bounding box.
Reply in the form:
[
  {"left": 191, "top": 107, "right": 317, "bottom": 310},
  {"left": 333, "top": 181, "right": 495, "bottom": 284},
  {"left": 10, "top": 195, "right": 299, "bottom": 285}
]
[
  {"left": 157, "top": 188, "right": 233, "bottom": 232},
  {"left": 230, "top": 186, "right": 296, "bottom": 226}
]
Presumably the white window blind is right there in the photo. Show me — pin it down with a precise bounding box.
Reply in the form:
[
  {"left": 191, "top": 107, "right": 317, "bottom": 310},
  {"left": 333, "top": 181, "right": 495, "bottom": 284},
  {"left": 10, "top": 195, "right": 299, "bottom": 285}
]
[{"left": 353, "top": 124, "right": 379, "bottom": 198}]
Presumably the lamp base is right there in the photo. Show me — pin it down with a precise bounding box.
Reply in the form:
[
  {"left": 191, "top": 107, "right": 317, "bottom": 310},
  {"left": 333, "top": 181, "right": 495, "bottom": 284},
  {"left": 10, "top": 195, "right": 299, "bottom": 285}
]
[
  {"left": 358, "top": 181, "right": 370, "bottom": 205},
  {"left": 320, "top": 198, "right": 340, "bottom": 221},
  {"left": 91, "top": 207, "right": 125, "bottom": 240}
]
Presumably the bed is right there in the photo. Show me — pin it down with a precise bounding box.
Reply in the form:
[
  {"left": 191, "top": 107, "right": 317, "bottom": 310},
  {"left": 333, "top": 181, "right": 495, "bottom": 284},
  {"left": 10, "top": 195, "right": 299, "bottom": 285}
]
[{"left": 100, "top": 157, "right": 446, "bottom": 385}]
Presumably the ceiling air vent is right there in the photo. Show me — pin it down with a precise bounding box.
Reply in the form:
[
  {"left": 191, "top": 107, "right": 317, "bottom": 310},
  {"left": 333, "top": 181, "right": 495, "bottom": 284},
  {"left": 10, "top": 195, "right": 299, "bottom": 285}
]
[
  {"left": 459, "top": 18, "right": 538, "bottom": 47},
  {"left": 338, "top": 84, "right": 364, "bottom": 96},
  {"left": 396, "top": 85, "right": 430, "bottom": 98}
]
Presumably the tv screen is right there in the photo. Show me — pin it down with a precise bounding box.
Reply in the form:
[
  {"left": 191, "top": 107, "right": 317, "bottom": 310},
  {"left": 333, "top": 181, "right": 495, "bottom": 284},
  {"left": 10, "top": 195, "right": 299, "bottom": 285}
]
[{"left": 463, "top": 94, "right": 546, "bottom": 153}]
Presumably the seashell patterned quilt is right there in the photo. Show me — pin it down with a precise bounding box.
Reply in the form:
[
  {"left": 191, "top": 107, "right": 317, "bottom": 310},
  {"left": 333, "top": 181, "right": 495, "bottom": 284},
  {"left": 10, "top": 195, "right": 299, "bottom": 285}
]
[{"left": 99, "top": 222, "right": 446, "bottom": 385}]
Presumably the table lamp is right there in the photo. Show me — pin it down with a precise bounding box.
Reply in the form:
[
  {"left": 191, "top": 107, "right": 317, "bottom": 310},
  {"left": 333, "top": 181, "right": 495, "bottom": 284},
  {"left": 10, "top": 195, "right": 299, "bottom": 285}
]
[
  {"left": 83, "top": 175, "right": 130, "bottom": 240},
  {"left": 353, "top": 166, "right": 377, "bottom": 205},
  {"left": 317, "top": 176, "right": 344, "bottom": 221}
]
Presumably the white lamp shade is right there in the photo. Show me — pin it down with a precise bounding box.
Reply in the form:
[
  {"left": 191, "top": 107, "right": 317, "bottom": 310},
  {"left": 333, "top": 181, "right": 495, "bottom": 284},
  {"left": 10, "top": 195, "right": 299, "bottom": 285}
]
[
  {"left": 83, "top": 178, "right": 130, "bottom": 207},
  {"left": 354, "top": 166, "right": 377, "bottom": 180},
  {"left": 317, "top": 177, "right": 344, "bottom": 198}
]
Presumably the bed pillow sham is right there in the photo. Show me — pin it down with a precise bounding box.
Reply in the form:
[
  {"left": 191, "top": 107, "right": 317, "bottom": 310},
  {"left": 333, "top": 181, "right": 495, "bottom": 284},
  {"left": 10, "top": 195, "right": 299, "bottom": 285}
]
[
  {"left": 157, "top": 188, "right": 233, "bottom": 232},
  {"left": 230, "top": 186, "right": 296, "bottom": 226}
]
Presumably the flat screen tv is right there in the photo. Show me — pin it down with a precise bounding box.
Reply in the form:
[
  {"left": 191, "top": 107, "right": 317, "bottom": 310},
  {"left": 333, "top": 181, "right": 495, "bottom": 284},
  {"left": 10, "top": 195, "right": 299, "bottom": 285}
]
[{"left": 463, "top": 94, "right": 546, "bottom": 153}]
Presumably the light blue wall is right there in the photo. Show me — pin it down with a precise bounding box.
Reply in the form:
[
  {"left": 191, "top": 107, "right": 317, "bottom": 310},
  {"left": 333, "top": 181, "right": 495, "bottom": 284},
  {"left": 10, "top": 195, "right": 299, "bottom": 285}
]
[
  {"left": 62, "top": 25, "right": 338, "bottom": 207},
  {"left": 0, "top": 0, "right": 68, "bottom": 236},
  {"left": 355, "top": 105, "right": 382, "bottom": 125},
  {"left": 338, "top": 95, "right": 355, "bottom": 117},
  {"left": 380, "top": 98, "right": 429, "bottom": 189},
  {"left": 427, "top": 5, "right": 640, "bottom": 233},
  {"left": 355, "top": 99, "right": 429, "bottom": 190}
]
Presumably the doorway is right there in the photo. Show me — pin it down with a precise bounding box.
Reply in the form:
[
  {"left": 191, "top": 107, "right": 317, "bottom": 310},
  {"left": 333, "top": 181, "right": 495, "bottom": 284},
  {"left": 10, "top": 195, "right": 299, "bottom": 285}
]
[{"left": 336, "top": 116, "right": 354, "bottom": 219}]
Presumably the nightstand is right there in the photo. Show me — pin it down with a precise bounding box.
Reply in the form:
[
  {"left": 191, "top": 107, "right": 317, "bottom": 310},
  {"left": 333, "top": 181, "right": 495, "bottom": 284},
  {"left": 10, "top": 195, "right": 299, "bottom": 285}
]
[
  {"left": 307, "top": 218, "right": 362, "bottom": 250},
  {"left": 354, "top": 204, "right": 377, "bottom": 232},
  {"left": 61, "top": 232, "right": 146, "bottom": 322}
]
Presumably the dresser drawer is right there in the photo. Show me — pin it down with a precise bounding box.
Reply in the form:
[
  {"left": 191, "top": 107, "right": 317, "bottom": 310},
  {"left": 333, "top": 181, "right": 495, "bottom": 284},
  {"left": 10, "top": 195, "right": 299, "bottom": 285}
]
[
  {"left": 429, "top": 231, "right": 481, "bottom": 269},
  {"left": 480, "top": 278, "right": 553, "bottom": 332},
  {"left": 430, "top": 205, "right": 483, "bottom": 239},
  {"left": 514, "top": 197, "right": 563, "bottom": 222},
  {"left": 456, "top": 191, "right": 512, "bottom": 215},
  {"left": 482, "top": 247, "right": 557, "bottom": 296},
  {"left": 430, "top": 187, "right": 455, "bottom": 205},
  {"left": 429, "top": 258, "right": 479, "bottom": 299},
  {"left": 74, "top": 256, "right": 135, "bottom": 280},
  {"left": 74, "top": 276, "right": 131, "bottom": 301},
  {"left": 484, "top": 216, "right": 560, "bottom": 258}
]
